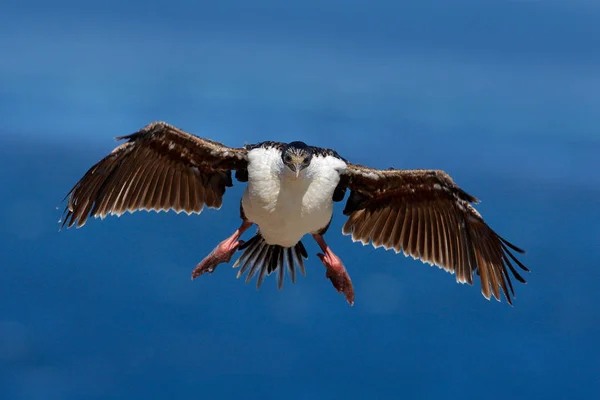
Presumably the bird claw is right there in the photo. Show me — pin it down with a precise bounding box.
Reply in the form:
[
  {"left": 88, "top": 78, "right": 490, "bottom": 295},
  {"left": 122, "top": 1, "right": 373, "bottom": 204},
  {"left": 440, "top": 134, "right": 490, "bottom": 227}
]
[
  {"left": 317, "top": 252, "right": 355, "bottom": 306},
  {"left": 191, "top": 239, "right": 244, "bottom": 280}
]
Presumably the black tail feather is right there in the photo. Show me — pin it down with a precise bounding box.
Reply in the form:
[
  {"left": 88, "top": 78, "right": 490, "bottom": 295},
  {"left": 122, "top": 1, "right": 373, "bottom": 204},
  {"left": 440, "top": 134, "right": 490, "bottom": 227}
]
[
  {"left": 277, "top": 248, "right": 285, "bottom": 289},
  {"left": 294, "top": 242, "right": 307, "bottom": 276},
  {"left": 233, "top": 233, "right": 308, "bottom": 289},
  {"left": 283, "top": 248, "right": 295, "bottom": 283}
]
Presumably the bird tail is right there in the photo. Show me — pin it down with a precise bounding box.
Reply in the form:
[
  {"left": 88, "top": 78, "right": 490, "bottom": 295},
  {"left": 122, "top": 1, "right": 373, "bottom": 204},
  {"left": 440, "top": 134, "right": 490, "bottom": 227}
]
[{"left": 233, "top": 233, "right": 308, "bottom": 290}]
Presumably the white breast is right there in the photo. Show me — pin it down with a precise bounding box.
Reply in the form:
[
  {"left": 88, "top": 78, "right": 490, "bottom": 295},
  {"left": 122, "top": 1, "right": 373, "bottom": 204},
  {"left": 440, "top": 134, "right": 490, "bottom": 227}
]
[{"left": 242, "top": 147, "right": 347, "bottom": 247}]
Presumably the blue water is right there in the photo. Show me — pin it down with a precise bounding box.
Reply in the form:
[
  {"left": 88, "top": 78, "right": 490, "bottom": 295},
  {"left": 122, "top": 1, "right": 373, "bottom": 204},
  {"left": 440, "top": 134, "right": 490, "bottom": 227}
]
[{"left": 1, "top": 1, "right": 599, "bottom": 398}]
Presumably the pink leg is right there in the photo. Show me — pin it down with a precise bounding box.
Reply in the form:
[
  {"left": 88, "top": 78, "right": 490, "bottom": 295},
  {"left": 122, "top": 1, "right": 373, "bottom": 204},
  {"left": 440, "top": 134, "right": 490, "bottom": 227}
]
[
  {"left": 191, "top": 221, "right": 253, "bottom": 279},
  {"left": 312, "top": 234, "right": 355, "bottom": 306}
]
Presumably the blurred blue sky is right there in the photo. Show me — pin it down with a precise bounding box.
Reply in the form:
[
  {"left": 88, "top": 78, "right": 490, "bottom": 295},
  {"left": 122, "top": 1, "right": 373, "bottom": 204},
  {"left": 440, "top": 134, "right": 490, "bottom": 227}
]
[{"left": 1, "top": 1, "right": 599, "bottom": 399}]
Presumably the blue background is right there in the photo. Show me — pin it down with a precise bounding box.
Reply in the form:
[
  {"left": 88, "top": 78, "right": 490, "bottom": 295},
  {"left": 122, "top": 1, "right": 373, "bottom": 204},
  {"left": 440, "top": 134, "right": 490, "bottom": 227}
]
[{"left": 1, "top": 1, "right": 599, "bottom": 398}]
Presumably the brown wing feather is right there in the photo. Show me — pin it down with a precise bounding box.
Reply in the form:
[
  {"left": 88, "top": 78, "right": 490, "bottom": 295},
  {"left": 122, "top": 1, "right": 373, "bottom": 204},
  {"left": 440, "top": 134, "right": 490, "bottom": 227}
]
[
  {"left": 61, "top": 121, "right": 248, "bottom": 229},
  {"left": 341, "top": 164, "right": 529, "bottom": 305}
]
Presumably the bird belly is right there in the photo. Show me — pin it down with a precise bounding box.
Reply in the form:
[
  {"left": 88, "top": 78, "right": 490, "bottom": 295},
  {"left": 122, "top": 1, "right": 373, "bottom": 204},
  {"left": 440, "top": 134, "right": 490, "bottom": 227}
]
[
  {"left": 242, "top": 181, "right": 334, "bottom": 247},
  {"left": 242, "top": 147, "right": 346, "bottom": 247}
]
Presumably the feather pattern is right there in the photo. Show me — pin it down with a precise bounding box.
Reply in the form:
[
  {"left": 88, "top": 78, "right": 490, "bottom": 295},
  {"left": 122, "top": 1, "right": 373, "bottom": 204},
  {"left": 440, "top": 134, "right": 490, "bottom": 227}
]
[
  {"left": 60, "top": 121, "right": 248, "bottom": 229},
  {"left": 60, "top": 120, "right": 530, "bottom": 306},
  {"left": 233, "top": 234, "right": 308, "bottom": 290},
  {"left": 340, "top": 165, "right": 529, "bottom": 305}
]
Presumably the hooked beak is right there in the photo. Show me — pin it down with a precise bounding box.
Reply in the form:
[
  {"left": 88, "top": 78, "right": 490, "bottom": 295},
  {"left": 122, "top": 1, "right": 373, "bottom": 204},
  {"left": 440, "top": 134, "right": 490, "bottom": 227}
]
[{"left": 294, "top": 162, "right": 302, "bottom": 178}]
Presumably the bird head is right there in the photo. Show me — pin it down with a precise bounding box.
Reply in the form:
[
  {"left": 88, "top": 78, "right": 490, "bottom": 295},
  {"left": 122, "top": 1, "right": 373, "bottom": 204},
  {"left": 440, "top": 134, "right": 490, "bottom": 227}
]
[{"left": 282, "top": 141, "right": 313, "bottom": 178}]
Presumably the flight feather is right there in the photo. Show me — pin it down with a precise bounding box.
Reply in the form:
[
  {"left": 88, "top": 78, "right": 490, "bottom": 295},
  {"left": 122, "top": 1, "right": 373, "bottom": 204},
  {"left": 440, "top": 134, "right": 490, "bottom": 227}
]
[
  {"left": 61, "top": 121, "right": 248, "bottom": 229},
  {"left": 340, "top": 165, "right": 528, "bottom": 304}
]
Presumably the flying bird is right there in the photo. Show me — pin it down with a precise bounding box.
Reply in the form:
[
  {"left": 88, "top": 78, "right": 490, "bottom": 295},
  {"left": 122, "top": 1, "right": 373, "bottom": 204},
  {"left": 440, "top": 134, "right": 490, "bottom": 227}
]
[{"left": 61, "top": 121, "right": 529, "bottom": 306}]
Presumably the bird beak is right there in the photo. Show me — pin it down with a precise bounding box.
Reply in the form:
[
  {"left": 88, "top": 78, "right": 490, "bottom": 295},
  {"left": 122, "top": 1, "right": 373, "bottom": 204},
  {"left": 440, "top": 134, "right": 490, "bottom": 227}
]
[{"left": 294, "top": 163, "right": 302, "bottom": 178}]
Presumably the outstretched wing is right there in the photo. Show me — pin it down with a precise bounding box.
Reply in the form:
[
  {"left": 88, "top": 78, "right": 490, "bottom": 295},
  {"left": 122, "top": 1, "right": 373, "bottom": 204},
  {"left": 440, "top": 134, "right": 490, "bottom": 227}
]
[
  {"left": 61, "top": 121, "right": 248, "bottom": 229},
  {"left": 340, "top": 164, "right": 529, "bottom": 305}
]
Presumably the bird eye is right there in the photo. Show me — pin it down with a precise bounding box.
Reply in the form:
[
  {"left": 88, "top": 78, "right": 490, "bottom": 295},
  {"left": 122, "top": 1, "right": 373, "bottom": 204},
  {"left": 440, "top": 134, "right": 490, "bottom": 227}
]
[{"left": 284, "top": 155, "right": 292, "bottom": 162}]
